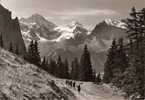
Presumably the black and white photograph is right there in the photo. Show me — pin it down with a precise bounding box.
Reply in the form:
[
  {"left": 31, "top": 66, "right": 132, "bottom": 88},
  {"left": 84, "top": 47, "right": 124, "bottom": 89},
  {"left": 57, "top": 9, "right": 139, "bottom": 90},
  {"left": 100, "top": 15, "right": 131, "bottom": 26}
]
[{"left": 0, "top": 0, "right": 145, "bottom": 100}]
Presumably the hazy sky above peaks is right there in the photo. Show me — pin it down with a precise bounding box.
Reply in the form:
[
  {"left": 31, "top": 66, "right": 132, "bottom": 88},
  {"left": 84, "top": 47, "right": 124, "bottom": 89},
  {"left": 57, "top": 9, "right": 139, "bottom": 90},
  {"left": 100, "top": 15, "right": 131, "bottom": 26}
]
[{"left": 2, "top": 0, "right": 145, "bottom": 29}]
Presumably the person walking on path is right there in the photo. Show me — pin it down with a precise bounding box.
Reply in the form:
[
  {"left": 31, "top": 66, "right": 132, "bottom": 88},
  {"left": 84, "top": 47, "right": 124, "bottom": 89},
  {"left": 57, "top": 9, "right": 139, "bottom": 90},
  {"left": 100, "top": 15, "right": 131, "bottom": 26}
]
[{"left": 78, "top": 84, "right": 81, "bottom": 93}]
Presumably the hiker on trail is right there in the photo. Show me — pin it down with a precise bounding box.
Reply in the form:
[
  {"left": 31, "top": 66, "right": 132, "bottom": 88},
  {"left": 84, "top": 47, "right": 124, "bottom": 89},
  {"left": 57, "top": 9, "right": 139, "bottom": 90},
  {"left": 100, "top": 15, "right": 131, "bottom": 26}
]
[
  {"left": 70, "top": 81, "right": 73, "bottom": 87},
  {"left": 78, "top": 85, "right": 81, "bottom": 93},
  {"left": 65, "top": 80, "right": 68, "bottom": 86},
  {"left": 73, "top": 81, "right": 76, "bottom": 89}
]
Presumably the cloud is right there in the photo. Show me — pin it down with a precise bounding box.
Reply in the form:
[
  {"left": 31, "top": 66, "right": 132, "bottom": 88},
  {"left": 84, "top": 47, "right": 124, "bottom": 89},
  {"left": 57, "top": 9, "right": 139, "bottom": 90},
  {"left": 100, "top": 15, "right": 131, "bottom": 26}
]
[
  {"left": 54, "top": 9, "right": 119, "bottom": 17},
  {"left": 52, "top": 9, "right": 120, "bottom": 20}
]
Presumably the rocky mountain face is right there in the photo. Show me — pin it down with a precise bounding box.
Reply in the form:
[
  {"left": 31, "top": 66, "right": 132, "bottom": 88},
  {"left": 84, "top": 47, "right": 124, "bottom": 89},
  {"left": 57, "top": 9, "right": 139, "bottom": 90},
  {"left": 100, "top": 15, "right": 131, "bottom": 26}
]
[
  {"left": 20, "top": 14, "right": 127, "bottom": 72},
  {"left": 90, "top": 19, "right": 127, "bottom": 40},
  {"left": 20, "top": 14, "right": 60, "bottom": 41},
  {"left": 0, "top": 4, "right": 26, "bottom": 56},
  {"left": 54, "top": 21, "right": 88, "bottom": 46}
]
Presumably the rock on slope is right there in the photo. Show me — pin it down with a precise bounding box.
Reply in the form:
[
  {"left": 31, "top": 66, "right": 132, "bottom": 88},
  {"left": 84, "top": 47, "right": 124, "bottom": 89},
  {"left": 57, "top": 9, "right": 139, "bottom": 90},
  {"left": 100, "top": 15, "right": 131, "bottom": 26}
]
[{"left": 0, "top": 4, "right": 26, "bottom": 56}]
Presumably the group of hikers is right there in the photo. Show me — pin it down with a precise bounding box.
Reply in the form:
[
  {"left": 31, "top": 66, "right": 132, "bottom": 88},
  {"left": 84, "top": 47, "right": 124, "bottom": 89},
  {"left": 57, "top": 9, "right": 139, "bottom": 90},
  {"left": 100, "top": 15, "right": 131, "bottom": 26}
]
[{"left": 65, "top": 80, "right": 81, "bottom": 93}]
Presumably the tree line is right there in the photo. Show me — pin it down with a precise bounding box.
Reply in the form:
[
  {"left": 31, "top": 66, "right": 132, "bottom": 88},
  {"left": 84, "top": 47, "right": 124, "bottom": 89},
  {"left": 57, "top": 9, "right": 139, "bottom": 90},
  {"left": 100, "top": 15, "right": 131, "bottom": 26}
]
[
  {"left": 0, "top": 34, "right": 20, "bottom": 55},
  {"left": 103, "top": 7, "right": 145, "bottom": 99},
  {"left": 40, "top": 45, "right": 101, "bottom": 82},
  {"left": 24, "top": 40, "right": 101, "bottom": 83}
]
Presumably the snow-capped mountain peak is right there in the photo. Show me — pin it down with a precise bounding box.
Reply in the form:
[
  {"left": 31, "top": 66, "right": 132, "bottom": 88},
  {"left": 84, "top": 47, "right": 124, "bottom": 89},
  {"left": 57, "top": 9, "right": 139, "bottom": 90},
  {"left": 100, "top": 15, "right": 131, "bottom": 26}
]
[
  {"left": 31, "top": 13, "right": 46, "bottom": 20},
  {"left": 20, "top": 14, "right": 60, "bottom": 41},
  {"left": 20, "top": 13, "right": 56, "bottom": 29},
  {"left": 67, "top": 21, "right": 83, "bottom": 28},
  {"left": 104, "top": 19, "right": 126, "bottom": 29},
  {"left": 54, "top": 21, "right": 88, "bottom": 42}
]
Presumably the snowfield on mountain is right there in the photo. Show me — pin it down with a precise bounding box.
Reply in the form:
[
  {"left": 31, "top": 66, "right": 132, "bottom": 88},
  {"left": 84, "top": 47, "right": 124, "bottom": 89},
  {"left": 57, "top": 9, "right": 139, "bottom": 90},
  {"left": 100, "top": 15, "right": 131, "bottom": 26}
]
[
  {"left": 53, "top": 21, "right": 88, "bottom": 42},
  {"left": 0, "top": 48, "right": 125, "bottom": 100}
]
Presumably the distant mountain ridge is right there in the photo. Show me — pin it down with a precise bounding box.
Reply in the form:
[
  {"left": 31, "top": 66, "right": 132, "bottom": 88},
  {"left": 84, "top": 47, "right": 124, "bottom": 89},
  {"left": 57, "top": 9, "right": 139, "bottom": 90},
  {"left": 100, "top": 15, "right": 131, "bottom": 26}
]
[
  {"left": 90, "top": 19, "right": 127, "bottom": 40},
  {"left": 20, "top": 14, "right": 60, "bottom": 41}
]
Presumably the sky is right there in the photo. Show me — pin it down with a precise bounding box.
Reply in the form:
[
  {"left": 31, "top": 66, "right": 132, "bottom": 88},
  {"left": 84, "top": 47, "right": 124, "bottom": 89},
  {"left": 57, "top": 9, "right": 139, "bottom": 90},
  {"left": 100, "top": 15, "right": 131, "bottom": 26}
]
[{"left": 1, "top": 0, "right": 145, "bottom": 29}]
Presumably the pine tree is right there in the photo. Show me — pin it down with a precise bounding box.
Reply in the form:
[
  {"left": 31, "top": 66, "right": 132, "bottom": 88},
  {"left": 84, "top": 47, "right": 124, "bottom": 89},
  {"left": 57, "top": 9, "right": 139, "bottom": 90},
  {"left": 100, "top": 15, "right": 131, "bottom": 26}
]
[
  {"left": 79, "top": 45, "right": 95, "bottom": 82},
  {"left": 34, "top": 41, "right": 41, "bottom": 66},
  {"left": 9, "top": 42, "right": 13, "bottom": 53},
  {"left": 139, "top": 8, "right": 145, "bottom": 98},
  {"left": 0, "top": 34, "right": 3, "bottom": 48},
  {"left": 27, "top": 40, "right": 41, "bottom": 66},
  {"left": 70, "top": 57, "right": 80, "bottom": 80},
  {"left": 56, "top": 55, "right": 63, "bottom": 78},
  {"left": 123, "top": 7, "right": 145, "bottom": 98},
  {"left": 70, "top": 60, "right": 75, "bottom": 79},
  {"left": 127, "top": 7, "right": 145, "bottom": 97},
  {"left": 121, "top": 65, "right": 140, "bottom": 97},
  {"left": 27, "top": 40, "right": 35, "bottom": 63},
  {"left": 62, "top": 59, "right": 70, "bottom": 79},
  {"left": 41, "top": 56, "right": 47, "bottom": 70},
  {"left": 15, "top": 45, "right": 19, "bottom": 55},
  {"left": 127, "top": 7, "right": 140, "bottom": 43},
  {"left": 112, "top": 38, "right": 129, "bottom": 87},
  {"left": 49, "top": 58, "right": 57, "bottom": 76},
  {"left": 103, "top": 39, "right": 117, "bottom": 83}
]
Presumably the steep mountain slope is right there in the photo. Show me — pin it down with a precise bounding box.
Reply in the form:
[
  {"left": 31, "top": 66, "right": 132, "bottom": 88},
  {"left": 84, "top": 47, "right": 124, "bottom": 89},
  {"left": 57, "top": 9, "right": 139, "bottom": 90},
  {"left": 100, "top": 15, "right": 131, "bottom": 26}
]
[
  {"left": 0, "top": 48, "right": 77, "bottom": 100},
  {"left": 20, "top": 14, "right": 60, "bottom": 41},
  {"left": 90, "top": 19, "right": 127, "bottom": 40},
  {"left": 0, "top": 4, "right": 26, "bottom": 56}
]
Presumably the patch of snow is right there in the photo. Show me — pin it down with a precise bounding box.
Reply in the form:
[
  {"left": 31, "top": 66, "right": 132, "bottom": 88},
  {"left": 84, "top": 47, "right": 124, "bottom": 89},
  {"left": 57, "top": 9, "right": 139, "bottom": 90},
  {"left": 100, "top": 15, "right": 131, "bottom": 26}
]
[
  {"left": 104, "top": 19, "right": 126, "bottom": 29},
  {"left": 21, "top": 30, "right": 48, "bottom": 42},
  {"left": 53, "top": 26, "right": 75, "bottom": 42},
  {"left": 21, "top": 30, "right": 32, "bottom": 41},
  {"left": 67, "top": 21, "right": 83, "bottom": 28},
  {"left": 21, "top": 21, "right": 37, "bottom": 28}
]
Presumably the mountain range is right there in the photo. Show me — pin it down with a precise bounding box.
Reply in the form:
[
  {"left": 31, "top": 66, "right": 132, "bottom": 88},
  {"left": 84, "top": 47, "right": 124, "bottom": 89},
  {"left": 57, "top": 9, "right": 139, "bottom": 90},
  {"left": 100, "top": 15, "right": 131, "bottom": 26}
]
[{"left": 20, "top": 14, "right": 127, "bottom": 72}]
